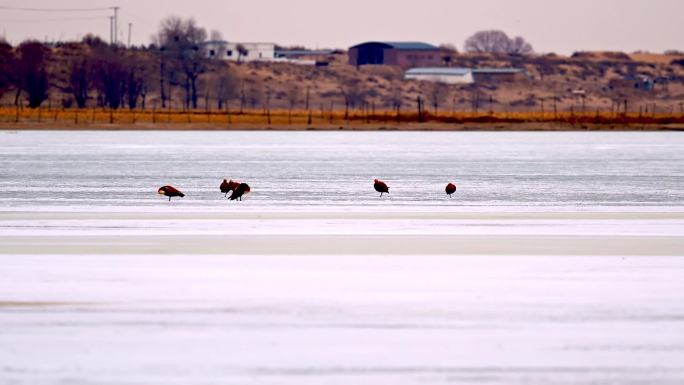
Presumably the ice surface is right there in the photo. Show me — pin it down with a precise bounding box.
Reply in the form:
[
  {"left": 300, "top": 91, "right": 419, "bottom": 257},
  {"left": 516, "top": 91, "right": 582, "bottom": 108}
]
[{"left": 2, "top": 253, "right": 684, "bottom": 385}]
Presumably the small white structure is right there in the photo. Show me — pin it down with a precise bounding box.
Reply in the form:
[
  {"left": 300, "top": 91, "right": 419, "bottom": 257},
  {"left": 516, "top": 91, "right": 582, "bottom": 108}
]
[
  {"left": 205, "top": 41, "right": 276, "bottom": 62},
  {"left": 404, "top": 68, "right": 474, "bottom": 84}
]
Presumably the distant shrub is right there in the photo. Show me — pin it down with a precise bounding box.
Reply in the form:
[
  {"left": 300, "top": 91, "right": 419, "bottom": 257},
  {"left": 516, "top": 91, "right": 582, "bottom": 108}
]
[{"left": 572, "top": 51, "right": 631, "bottom": 61}]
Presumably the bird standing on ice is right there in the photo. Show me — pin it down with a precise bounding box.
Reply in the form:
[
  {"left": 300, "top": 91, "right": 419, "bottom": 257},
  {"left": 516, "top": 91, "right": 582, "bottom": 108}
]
[
  {"left": 158, "top": 186, "right": 185, "bottom": 201},
  {"left": 374, "top": 179, "right": 389, "bottom": 197},
  {"left": 220, "top": 179, "right": 240, "bottom": 197},
  {"left": 229, "top": 183, "right": 251, "bottom": 201},
  {"left": 445, "top": 183, "right": 457, "bottom": 197}
]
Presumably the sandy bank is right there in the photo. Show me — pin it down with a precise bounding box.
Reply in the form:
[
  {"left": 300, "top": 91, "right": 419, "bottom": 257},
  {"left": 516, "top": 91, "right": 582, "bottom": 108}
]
[{"left": 0, "top": 234, "right": 681, "bottom": 256}]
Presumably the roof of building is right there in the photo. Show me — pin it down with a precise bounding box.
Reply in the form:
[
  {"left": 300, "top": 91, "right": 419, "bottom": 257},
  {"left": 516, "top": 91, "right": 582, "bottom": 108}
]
[
  {"left": 350, "top": 41, "right": 440, "bottom": 51},
  {"left": 405, "top": 68, "right": 472, "bottom": 76},
  {"left": 405, "top": 67, "right": 526, "bottom": 76},
  {"left": 275, "top": 50, "right": 334, "bottom": 57},
  {"left": 202, "top": 40, "right": 276, "bottom": 47},
  {"left": 471, "top": 68, "right": 526, "bottom": 74}
]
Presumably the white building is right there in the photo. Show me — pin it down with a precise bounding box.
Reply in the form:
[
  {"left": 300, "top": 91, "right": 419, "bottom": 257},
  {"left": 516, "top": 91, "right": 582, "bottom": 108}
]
[
  {"left": 405, "top": 67, "right": 527, "bottom": 84},
  {"left": 204, "top": 41, "right": 276, "bottom": 62},
  {"left": 404, "top": 68, "right": 475, "bottom": 84}
]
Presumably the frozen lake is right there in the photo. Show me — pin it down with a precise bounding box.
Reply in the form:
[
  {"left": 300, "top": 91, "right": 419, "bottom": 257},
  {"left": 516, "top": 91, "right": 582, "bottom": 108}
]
[
  {"left": 1, "top": 130, "right": 683, "bottom": 384},
  {"left": 2, "top": 253, "right": 684, "bottom": 385},
  {"left": 1, "top": 131, "right": 682, "bottom": 211}
]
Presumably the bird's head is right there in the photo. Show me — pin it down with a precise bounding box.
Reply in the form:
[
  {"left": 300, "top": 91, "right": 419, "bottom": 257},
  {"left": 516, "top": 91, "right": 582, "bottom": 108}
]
[
  {"left": 157, "top": 187, "right": 166, "bottom": 195},
  {"left": 374, "top": 179, "right": 379, "bottom": 183},
  {"left": 223, "top": 179, "right": 227, "bottom": 183}
]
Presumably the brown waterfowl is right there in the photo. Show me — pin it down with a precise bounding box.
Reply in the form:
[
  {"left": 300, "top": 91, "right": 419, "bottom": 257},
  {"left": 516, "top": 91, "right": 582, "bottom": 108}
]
[
  {"left": 374, "top": 179, "right": 389, "bottom": 197},
  {"left": 220, "top": 179, "right": 240, "bottom": 197},
  {"left": 158, "top": 186, "right": 185, "bottom": 201},
  {"left": 446, "top": 183, "right": 457, "bottom": 197},
  {"left": 229, "top": 183, "right": 251, "bottom": 201}
]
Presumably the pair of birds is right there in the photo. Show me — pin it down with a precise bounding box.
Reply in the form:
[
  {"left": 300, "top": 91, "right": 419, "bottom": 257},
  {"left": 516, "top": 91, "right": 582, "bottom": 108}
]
[
  {"left": 220, "top": 179, "right": 251, "bottom": 201},
  {"left": 157, "top": 179, "right": 251, "bottom": 201},
  {"left": 374, "top": 179, "right": 458, "bottom": 197}
]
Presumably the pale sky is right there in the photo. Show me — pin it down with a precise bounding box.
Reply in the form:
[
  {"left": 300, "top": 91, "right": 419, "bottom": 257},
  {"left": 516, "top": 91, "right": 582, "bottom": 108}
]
[{"left": 1, "top": 0, "right": 682, "bottom": 54}]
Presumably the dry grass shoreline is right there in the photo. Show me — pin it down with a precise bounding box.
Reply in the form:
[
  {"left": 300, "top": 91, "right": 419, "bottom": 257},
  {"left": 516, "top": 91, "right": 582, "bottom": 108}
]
[
  {"left": 1, "top": 107, "right": 683, "bottom": 131},
  {"left": 2, "top": 121, "right": 683, "bottom": 131}
]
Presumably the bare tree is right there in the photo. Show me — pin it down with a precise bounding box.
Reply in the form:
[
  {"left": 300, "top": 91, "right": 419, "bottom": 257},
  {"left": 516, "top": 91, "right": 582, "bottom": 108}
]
[
  {"left": 125, "top": 55, "right": 146, "bottom": 109},
  {"left": 215, "top": 67, "right": 238, "bottom": 109},
  {"left": 287, "top": 86, "right": 300, "bottom": 123},
  {"left": 13, "top": 41, "right": 50, "bottom": 108},
  {"left": 0, "top": 40, "right": 13, "bottom": 101},
  {"left": 508, "top": 36, "right": 533, "bottom": 55},
  {"left": 464, "top": 30, "right": 534, "bottom": 55},
  {"left": 428, "top": 82, "right": 449, "bottom": 115},
  {"left": 340, "top": 79, "right": 365, "bottom": 110},
  {"left": 68, "top": 57, "right": 90, "bottom": 108},
  {"left": 91, "top": 45, "right": 128, "bottom": 109},
  {"left": 246, "top": 80, "right": 263, "bottom": 110},
  {"left": 236, "top": 44, "right": 248, "bottom": 63},
  {"left": 155, "top": 16, "right": 208, "bottom": 109},
  {"left": 465, "top": 30, "right": 511, "bottom": 53}
]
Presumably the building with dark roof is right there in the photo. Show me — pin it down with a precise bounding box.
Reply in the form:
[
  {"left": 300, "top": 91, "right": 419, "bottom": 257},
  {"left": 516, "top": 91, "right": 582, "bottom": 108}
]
[{"left": 348, "top": 41, "right": 443, "bottom": 68}]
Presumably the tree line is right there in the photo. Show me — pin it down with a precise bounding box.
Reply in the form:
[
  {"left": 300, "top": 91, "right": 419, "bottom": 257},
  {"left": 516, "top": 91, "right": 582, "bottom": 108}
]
[{"left": 0, "top": 16, "right": 239, "bottom": 111}]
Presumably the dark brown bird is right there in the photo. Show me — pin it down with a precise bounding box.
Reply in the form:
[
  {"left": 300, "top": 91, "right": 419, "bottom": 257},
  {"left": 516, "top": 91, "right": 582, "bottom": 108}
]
[
  {"left": 220, "top": 179, "right": 240, "bottom": 197},
  {"left": 158, "top": 185, "right": 185, "bottom": 201},
  {"left": 229, "top": 183, "right": 251, "bottom": 201},
  {"left": 445, "top": 183, "right": 457, "bottom": 197},
  {"left": 374, "top": 179, "right": 389, "bottom": 197}
]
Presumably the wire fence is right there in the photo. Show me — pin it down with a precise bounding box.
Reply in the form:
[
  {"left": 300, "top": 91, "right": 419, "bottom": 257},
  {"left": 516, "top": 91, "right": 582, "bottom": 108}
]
[{"left": 1, "top": 107, "right": 683, "bottom": 127}]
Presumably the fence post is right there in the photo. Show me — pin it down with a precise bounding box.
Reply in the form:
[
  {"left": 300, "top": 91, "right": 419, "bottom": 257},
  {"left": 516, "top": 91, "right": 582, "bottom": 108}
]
[{"left": 329, "top": 102, "right": 334, "bottom": 124}]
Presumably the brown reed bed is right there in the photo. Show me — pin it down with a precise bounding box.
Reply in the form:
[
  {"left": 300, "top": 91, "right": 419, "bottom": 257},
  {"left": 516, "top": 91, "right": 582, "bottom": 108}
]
[{"left": 0, "top": 107, "right": 682, "bottom": 130}]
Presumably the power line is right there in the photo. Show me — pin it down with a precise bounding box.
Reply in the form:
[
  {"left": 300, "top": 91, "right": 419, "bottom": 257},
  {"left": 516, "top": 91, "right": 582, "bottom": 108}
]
[
  {"left": 0, "top": 16, "right": 108, "bottom": 23},
  {"left": 0, "top": 6, "right": 111, "bottom": 12}
]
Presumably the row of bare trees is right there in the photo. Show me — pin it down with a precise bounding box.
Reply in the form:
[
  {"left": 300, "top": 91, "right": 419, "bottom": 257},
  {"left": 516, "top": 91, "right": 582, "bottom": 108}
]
[
  {"left": 0, "top": 38, "right": 159, "bottom": 110},
  {"left": 0, "top": 16, "right": 241, "bottom": 111}
]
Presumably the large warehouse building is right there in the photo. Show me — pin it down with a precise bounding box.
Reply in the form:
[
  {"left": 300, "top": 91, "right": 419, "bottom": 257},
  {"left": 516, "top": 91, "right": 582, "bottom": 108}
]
[{"left": 348, "top": 41, "right": 442, "bottom": 68}]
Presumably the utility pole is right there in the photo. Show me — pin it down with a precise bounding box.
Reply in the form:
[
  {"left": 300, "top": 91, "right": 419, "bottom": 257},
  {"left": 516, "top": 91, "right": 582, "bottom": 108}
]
[
  {"left": 128, "top": 23, "right": 132, "bottom": 47},
  {"left": 109, "top": 16, "right": 114, "bottom": 44},
  {"left": 111, "top": 6, "right": 120, "bottom": 45}
]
